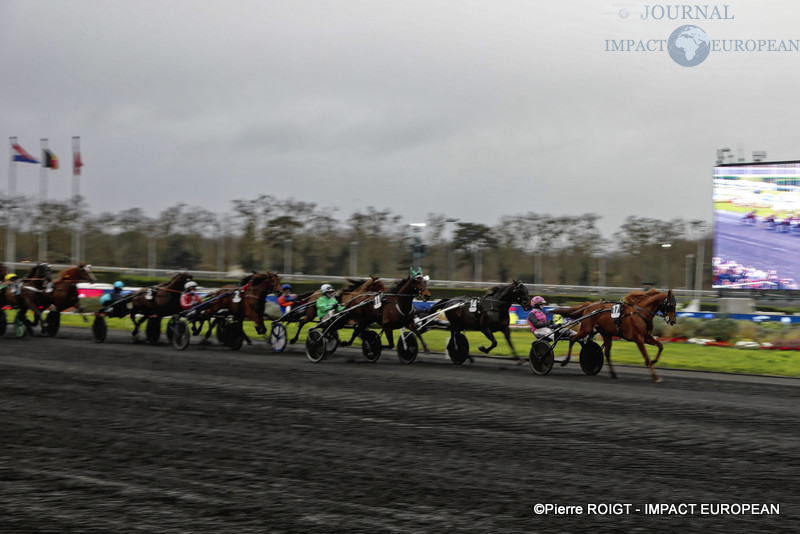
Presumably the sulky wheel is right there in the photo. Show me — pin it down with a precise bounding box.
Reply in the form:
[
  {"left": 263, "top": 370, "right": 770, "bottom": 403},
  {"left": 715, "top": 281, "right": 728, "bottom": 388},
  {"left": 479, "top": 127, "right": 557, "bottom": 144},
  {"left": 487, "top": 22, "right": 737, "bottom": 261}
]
[
  {"left": 324, "top": 331, "right": 339, "bottom": 356},
  {"left": 166, "top": 317, "right": 177, "bottom": 343},
  {"left": 529, "top": 340, "right": 554, "bottom": 375},
  {"left": 0, "top": 308, "right": 7, "bottom": 337},
  {"left": 446, "top": 332, "right": 470, "bottom": 365},
  {"left": 269, "top": 323, "right": 288, "bottom": 353},
  {"left": 172, "top": 318, "right": 191, "bottom": 351},
  {"left": 225, "top": 320, "right": 245, "bottom": 351},
  {"left": 361, "top": 330, "right": 382, "bottom": 362},
  {"left": 397, "top": 331, "right": 418, "bottom": 364},
  {"left": 15, "top": 311, "right": 28, "bottom": 338},
  {"left": 579, "top": 341, "right": 604, "bottom": 375},
  {"left": 216, "top": 318, "right": 229, "bottom": 344},
  {"left": 305, "top": 329, "right": 326, "bottom": 362},
  {"left": 92, "top": 315, "right": 108, "bottom": 343},
  {"left": 146, "top": 317, "right": 162, "bottom": 345},
  {"left": 43, "top": 309, "right": 61, "bottom": 337}
]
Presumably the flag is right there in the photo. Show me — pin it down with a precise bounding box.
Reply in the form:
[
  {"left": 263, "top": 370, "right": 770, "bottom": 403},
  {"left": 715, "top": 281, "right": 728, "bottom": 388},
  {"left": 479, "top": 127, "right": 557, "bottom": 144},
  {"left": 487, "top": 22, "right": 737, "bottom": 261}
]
[
  {"left": 43, "top": 149, "right": 60, "bottom": 169},
  {"left": 73, "top": 147, "right": 83, "bottom": 175},
  {"left": 11, "top": 142, "right": 39, "bottom": 164}
]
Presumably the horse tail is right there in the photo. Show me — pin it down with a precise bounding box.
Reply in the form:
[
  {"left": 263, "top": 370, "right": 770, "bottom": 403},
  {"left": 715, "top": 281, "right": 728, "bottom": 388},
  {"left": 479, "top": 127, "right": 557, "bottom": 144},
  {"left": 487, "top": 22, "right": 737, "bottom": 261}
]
[{"left": 550, "top": 301, "right": 593, "bottom": 319}]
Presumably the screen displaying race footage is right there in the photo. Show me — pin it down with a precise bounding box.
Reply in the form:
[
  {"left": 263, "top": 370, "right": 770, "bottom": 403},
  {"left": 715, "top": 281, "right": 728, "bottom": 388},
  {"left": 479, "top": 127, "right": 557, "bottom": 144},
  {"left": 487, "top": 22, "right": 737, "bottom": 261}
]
[{"left": 713, "top": 161, "right": 800, "bottom": 289}]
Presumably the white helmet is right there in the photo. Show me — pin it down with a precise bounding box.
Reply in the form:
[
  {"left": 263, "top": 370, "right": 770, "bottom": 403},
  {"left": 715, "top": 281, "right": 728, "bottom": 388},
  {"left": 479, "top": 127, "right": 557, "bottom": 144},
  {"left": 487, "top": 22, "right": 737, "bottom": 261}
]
[
  {"left": 321, "top": 283, "right": 334, "bottom": 294},
  {"left": 184, "top": 281, "right": 197, "bottom": 290}
]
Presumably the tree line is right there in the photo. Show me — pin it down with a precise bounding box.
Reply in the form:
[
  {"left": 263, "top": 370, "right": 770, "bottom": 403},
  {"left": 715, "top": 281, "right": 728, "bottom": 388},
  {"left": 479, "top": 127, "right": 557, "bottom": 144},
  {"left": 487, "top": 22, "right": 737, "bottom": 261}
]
[{"left": 0, "top": 194, "right": 712, "bottom": 289}]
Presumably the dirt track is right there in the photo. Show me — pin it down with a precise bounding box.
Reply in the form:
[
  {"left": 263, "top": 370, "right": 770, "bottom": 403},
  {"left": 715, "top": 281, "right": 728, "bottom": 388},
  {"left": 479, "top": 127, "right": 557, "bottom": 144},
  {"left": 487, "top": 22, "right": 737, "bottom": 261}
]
[{"left": 1, "top": 327, "right": 798, "bottom": 533}]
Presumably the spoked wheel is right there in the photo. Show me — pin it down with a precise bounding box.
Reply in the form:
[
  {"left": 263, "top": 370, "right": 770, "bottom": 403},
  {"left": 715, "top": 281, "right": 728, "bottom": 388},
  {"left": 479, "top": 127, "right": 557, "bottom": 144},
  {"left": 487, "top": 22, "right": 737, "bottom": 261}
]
[
  {"left": 166, "top": 317, "right": 177, "bottom": 343},
  {"left": 92, "top": 315, "right": 108, "bottom": 343},
  {"left": 0, "top": 308, "right": 7, "bottom": 337},
  {"left": 146, "top": 317, "right": 161, "bottom": 345},
  {"left": 269, "top": 323, "right": 288, "bottom": 353},
  {"left": 397, "top": 331, "right": 418, "bottom": 364},
  {"left": 216, "top": 318, "right": 230, "bottom": 344},
  {"left": 225, "top": 320, "right": 245, "bottom": 351},
  {"left": 529, "top": 340, "right": 554, "bottom": 375},
  {"left": 579, "top": 341, "right": 604, "bottom": 375},
  {"left": 15, "top": 311, "right": 28, "bottom": 338},
  {"left": 305, "top": 329, "right": 326, "bottom": 362},
  {"left": 361, "top": 330, "right": 382, "bottom": 363},
  {"left": 446, "top": 332, "right": 470, "bottom": 365},
  {"left": 43, "top": 309, "right": 61, "bottom": 337},
  {"left": 172, "top": 318, "right": 192, "bottom": 351},
  {"left": 325, "top": 331, "right": 339, "bottom": 356}
]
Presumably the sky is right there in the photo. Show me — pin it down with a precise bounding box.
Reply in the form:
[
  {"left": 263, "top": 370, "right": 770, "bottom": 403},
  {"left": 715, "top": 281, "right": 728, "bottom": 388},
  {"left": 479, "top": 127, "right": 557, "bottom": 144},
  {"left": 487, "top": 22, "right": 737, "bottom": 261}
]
[{"left": 2, "top": 0, "right": 800, "bottom": 238}]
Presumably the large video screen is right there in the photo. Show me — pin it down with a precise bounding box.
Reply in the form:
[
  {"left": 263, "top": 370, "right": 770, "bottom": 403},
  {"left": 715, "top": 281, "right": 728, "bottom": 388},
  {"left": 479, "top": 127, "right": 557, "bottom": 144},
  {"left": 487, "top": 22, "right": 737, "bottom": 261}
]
[{"left": 713, "top": 161, "right": 800, "bottom": 289}]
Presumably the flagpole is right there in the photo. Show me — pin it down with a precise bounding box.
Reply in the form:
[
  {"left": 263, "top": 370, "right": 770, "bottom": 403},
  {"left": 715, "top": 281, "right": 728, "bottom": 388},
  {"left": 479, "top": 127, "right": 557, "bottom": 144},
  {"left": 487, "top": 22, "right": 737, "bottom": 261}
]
[
  {"left": 6, "top": 137, "right": 17, "bottom": 265},
  {"left": 38, "top": 138, "right": 48, "bottom": 262},
  {"left": 71, "top": 136, "right": 81, "bottom": 263}
]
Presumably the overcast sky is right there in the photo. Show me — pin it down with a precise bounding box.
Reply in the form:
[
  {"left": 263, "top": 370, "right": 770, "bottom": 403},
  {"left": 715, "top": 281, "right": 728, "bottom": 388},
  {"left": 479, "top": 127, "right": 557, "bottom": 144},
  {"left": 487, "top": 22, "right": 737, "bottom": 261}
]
[{"left": 2, "top": 0, "right": 799, "bottom": 237}]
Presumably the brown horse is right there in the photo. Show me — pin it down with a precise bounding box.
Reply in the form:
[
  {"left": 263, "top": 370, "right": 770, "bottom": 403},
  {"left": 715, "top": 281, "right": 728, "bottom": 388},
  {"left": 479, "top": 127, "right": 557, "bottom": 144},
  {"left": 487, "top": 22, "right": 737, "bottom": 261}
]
[
  {"left": 41, "top": 263, "right": 97, "bottom": 313},
  {"left": 430, "top": 280, "right": 531, "bottom": 357},
  {"left": 196, "top": 271, "right": 281, "bottom": 341},
  {"left": 129, "top": 271, "right": 193, "bottom": 339},
  {"left": 552, "top": 289, "right": 677, "bottom": 382},
  {"left": 344, "top": 271, "right": 431, "bottom": 349},
  {"left": 286, "top": 276, "right": 386, "bottom": 344},
  {"left": 2, "top": 263, "right": 52, "bottom": 333}
]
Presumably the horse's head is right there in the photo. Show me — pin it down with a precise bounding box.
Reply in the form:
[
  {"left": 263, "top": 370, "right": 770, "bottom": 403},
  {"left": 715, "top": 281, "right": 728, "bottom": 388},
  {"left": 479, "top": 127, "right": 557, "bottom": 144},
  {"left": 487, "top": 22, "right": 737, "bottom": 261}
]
[
  {"left": 249, "top": 271, "right": 281, "bottom": 293},
  {"left": 62, "top": 262, "right": 97, "bottom": 283},
  {"left": 513, "top": 280, "right": 531, "bottom": 311},
  {"left": 168, "top": 271, "right": 192, "bottom": 289},
  {"left": 410, "top": 271, "right": 431, "bottom": 302},
  {"left": 366, "top": 275, "right": 386, "bottom": 294},
  {"left": 658, "top": 289, "right": 677, "bottom": 326}
]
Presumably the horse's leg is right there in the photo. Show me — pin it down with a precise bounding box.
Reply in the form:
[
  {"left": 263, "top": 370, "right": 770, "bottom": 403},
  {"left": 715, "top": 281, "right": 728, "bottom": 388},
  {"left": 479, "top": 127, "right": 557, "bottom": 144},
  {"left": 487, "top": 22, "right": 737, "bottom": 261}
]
[
  {"left": 478, "top": 328, "right": 498, "bottom": 354},
  {"left": 203, "top": 318, "right": 218, "bottom": 343},
  {"left": 646, "top": 333, "right": 665, "bottom": 364},
  {"left": 501, "top": 325, "right": 518, "bottom": 359},
  {"left": 383, "top": 327, "right": 394, "bottom": 349},
  {"left": 602, "top": 334, "right": 618, "bottom": 379},
  {"left": 410, "top": 322, "right": 430, "bottom": 353},
  {"left": 290, "top": 318, "right": 306, "bottom": 344},
  {"left": 635, "top": 337, "right": 661, "bottom": 382},
  {"left": 342, "top": 323, "right": 361, "bottom": 347}
]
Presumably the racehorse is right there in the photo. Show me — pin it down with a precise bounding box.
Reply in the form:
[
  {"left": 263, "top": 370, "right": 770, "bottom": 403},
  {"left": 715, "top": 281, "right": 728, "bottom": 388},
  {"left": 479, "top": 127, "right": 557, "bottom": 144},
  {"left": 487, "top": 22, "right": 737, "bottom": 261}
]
[
  {"left": 286, "top": 276, "right": 386, "bottom": 344},
  {"left": 195, "top": 271, "right": 281, "bottom": 342},
  {"left": 129, "top": 270, "right": 193, "bottom": 339},
  {"left": 42, "top": 263, "right": 97, "bottom": 313},
  {"left": 343, "top": 269, "right": 431, "bottom": 349},
  {"left": 2, "top": 263, "right": 52, "bottom": 334},
  {"left": 431, "top": 280, "right": 531, "bottom": 357},
  {"left": 551, "top": 289, "right": 677, "bottom": 382}
]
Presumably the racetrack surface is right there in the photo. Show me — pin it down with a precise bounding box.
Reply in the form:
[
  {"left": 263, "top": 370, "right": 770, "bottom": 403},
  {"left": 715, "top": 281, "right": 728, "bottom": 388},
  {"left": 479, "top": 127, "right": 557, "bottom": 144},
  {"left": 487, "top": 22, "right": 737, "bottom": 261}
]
[{"left": 2, "top": 328, "right": 798, "bottom": 533}]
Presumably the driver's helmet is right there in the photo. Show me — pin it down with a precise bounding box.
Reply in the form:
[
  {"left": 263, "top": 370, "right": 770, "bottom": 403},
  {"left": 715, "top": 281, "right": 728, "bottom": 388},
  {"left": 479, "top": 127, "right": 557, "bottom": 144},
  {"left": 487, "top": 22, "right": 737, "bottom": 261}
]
[
  {"left": 184, "top": 281, "right": 198, "bottom": 291},
  {"left": 113, "top": 281, "right": 124, "bottom": 289},
  {"left": 320, "top": 283, "right": 335, "bottom": 296},
  {"left": 281, "top": 284, "right": 292, "bottom": 291},
  {"left": 4, "top": 273, "right": 17, "bottom": 281},
  {"left": 530, "top": 296, "right": 546, "bottom": 307}
]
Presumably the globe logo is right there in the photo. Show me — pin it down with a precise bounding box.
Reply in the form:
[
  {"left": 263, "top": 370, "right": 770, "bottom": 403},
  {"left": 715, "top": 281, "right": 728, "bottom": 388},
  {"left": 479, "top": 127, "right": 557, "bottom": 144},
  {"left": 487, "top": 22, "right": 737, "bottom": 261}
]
[
  {"left": 668, "top": 25, "right": 710, "bottom": 67},
  {"left": 619, "top": 8, "right": 629, "bottom": 19}
]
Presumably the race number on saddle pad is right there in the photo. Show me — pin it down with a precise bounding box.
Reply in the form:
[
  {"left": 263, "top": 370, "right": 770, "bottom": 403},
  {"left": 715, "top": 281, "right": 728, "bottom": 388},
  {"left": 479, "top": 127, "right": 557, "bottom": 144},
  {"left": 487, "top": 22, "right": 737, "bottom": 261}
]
[
  {"left": 145, "top": 287, "right": 154, "bottom": 300},
  {"left": 233, "top": 290, "right": 241, "bottom": 303},
  {"left": 610, "top": 302, "right": 623, "bottom": 319},
  {"left": 373, "top": 294, "right": 382, "bottom": 309},
  {"left": 469, "top": 298, "right": 479, "bottom": 313}
]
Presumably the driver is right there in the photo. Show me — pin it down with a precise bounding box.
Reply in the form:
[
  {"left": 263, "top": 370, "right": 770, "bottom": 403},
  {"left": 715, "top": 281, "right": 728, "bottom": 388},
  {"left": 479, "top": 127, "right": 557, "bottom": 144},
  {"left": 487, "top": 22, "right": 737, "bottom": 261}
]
[
  {"left": 527, "top": 296, "right": 574, "bottom": 342},
  {"left": 180, "top": 281, "right": 202, "bottom": 310},
  {"left": 100, "top": 281, "right": 127, "bottom": 316},
  {"left": 316, "top": 283, "right": 344, "bottom": 320}
]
